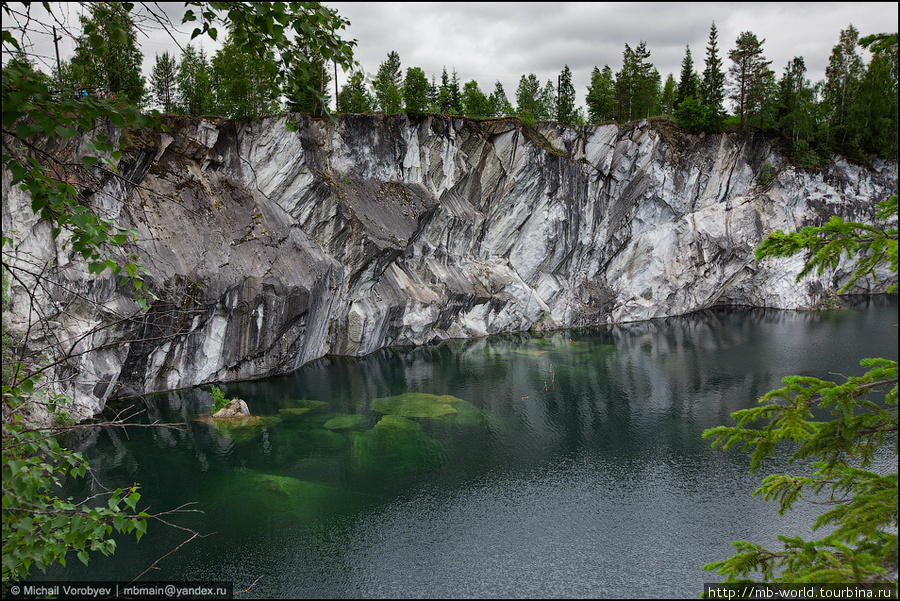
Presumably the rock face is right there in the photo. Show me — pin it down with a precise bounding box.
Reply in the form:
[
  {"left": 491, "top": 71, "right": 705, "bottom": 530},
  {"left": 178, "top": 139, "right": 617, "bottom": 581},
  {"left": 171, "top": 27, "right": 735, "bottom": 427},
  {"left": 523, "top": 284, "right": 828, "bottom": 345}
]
[
  {"left": 212, "top": 399, "right": 251, "bottom": 419},
  {"left": 2, "top": 114, "right": 897, "bottom": 419}
]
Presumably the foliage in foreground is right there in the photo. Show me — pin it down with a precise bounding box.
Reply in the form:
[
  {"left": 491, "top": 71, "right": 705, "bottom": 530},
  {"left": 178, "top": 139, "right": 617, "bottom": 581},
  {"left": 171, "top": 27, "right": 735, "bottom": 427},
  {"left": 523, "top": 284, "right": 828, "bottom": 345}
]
[
  {"left": 2, "top": 410, "right": 148, "bottom": 580},
  {"left": 703, "top": 196, "right": 898, "bottom": 587},
  {"left": 2, "top": 1, "right": 356, "bottom": 583}
]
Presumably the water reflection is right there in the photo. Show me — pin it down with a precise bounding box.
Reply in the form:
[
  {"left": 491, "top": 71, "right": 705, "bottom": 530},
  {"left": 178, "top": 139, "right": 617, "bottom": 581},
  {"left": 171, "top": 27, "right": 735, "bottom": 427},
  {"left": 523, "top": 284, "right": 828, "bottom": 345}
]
[{"left": 42, "top": 296, "right": 897, "bottom": 598}]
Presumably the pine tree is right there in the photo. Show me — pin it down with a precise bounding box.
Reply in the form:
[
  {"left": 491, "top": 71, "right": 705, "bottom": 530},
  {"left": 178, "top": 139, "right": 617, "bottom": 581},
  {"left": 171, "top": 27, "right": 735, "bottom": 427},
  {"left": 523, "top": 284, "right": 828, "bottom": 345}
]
[
  {"left": 633, "top": 41, "right": 659, "bottom": 119},
  {"left": 615, "top": 44, "right": 637, "bottom": 122},
  {"left": 728, "top": 31, "right": 772, "bottom": 129},
  {"left": 823, "top": 25, "right": 866, "bottom": 155},
  {"left": 616, "top": 42, "right": 657, "bottom": 121}
]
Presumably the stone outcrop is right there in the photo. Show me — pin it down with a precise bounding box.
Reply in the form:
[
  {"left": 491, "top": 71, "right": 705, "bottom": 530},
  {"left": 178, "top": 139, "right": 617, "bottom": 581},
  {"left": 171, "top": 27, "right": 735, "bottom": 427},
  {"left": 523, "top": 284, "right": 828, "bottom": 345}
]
[
  {"left": 212, "top": 399, "right": 251, "bottom": 419},
  {"left": 2, "top": 114, "right": 897, "bottom": 419}
]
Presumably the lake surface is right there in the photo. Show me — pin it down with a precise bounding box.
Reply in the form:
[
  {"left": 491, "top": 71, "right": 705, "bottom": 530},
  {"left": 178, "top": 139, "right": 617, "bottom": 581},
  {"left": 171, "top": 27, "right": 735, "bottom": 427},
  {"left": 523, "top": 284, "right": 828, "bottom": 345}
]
[{"left": 41, "top": 297, "right": 897, "bottom": 598}]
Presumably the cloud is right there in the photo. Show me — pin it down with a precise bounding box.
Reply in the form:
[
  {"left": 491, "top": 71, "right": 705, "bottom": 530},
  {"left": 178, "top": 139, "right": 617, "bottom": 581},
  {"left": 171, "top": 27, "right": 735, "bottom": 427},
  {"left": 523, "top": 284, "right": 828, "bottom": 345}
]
[
  {"left": 327, "top": 1, "right": 897, "bottom": 105},
  {"left": 8, "top": 2, "right": 897, "bottom": 110}
]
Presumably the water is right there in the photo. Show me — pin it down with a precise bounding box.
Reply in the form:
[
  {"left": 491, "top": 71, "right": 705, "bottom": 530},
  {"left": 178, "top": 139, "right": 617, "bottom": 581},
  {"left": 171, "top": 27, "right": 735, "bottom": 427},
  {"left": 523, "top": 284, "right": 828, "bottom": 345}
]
[{"left": 38, "top": 297, "right": 897, "bottom": 598}]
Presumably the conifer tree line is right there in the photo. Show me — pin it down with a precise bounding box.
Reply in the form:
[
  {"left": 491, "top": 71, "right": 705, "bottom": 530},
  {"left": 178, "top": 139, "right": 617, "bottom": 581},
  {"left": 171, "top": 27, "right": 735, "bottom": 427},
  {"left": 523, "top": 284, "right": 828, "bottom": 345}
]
[
  {"left": 21, "top": 5, "right": 897, "bottom": 163},
  {"left": 337, "top": 22, "right": 896, "bottom": 162}
]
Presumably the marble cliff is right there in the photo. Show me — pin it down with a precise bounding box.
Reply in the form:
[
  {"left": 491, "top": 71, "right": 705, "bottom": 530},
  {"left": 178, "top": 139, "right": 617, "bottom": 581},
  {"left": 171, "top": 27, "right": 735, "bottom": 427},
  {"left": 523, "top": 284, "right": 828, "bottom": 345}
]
[{"left": 2, "top": 114, "right": 897, "bottom": 418}]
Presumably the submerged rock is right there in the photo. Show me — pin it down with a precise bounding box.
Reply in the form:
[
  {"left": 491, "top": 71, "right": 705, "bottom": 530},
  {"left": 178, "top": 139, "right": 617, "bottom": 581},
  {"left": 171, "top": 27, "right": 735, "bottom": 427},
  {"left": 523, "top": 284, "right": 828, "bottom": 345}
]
[
  {"left": 322, "top": 413, "right": 368, "bottom": 431},
  {"left": 371, "top": 392, "right": 464, "bottom": 418},
  {"left": 291, "top": 399, "right": 331, "bottom": 414},
  {"left": 371, "top": 392, "right": 489, "bottom": 426},
  {"left": 278, "top": 407, "right": 311, "bottom": 420},
  {"left": 200, "top": 469, "right": 371, "bottom": 527},
  {"left": 350, "top": 414, "right": 447, "bottom": 473}
]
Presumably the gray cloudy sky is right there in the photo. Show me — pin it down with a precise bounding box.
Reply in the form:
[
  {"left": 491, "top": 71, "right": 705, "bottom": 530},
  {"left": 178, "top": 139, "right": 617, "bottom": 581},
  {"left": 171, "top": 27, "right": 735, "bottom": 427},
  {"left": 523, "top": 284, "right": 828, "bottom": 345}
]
[
  {"left": 325, "top": 2, "right": 897, "bottom": 107},
  {"left": 10, "top": 2, "right": 898, "bottom": 111}
]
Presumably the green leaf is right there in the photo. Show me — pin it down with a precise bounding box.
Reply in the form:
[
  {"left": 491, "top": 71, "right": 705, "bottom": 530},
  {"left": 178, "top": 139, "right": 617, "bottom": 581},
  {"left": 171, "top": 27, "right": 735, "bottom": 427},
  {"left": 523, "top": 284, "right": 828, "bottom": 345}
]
[
  {"left": 55, "top": 125, "right": 78, "bottom": 139},
  {"left": 81, "top": 156, "right": 99, "bottom": 170},
  {"left": 15, "top": 122, "right": 40, "bottom": 140},
  {"left": 134, "top": 519, "right": 147, "bottom": 542}
]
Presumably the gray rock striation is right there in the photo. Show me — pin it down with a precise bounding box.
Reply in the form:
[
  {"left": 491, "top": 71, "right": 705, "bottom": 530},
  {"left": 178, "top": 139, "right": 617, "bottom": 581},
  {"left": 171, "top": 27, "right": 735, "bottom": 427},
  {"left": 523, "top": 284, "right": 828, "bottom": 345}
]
[{"left": 2, "top": 114, "right": 897, "bottom": 419}]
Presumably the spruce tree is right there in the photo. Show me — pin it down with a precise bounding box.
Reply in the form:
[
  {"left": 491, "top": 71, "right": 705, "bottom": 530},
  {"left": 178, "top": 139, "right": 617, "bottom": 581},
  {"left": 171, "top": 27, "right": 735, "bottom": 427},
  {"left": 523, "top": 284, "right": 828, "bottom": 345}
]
[
  {"left": 700, "top": 22, "right": 726, "bottom": 131},
  {"left": 660, "top": 73, "right": 677, "bottom": 115},
  {"left": 438, "top": 67, "right": 452, "bottom": 114},
  {"left": 775, "top": 57, "right": 817, "bottom": 162},
  {"left": 556, "top": 65, "right": 576, "bottom": 124},
  {"left": 427, "top": 75, "right": 439, "bottom": 112},
  {"left": 857, "top": 33, "right": 899, "bottom": 158},
  {"left": 448, "top": 69, "right": 463, "bottom": 115},
  {"left": 676, "top": 45, "right": 697, "bottom": 106},
  {"left": 540, "top": 79, "right": 556, "bottom": 121}
]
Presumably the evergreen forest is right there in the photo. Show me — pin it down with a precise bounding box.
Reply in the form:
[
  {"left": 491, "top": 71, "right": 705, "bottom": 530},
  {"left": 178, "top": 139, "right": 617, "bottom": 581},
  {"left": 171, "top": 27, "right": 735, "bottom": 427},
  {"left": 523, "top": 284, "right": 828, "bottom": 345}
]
[{"left": 9, "top": 6, "right": 898, "bottom": 166}]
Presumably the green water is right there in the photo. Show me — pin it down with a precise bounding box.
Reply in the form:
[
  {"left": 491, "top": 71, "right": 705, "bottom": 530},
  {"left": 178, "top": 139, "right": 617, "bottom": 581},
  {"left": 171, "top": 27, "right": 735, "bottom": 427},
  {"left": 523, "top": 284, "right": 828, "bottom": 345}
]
[{"left": 37, "top": 297, "right": 897, "bottom": 598}]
